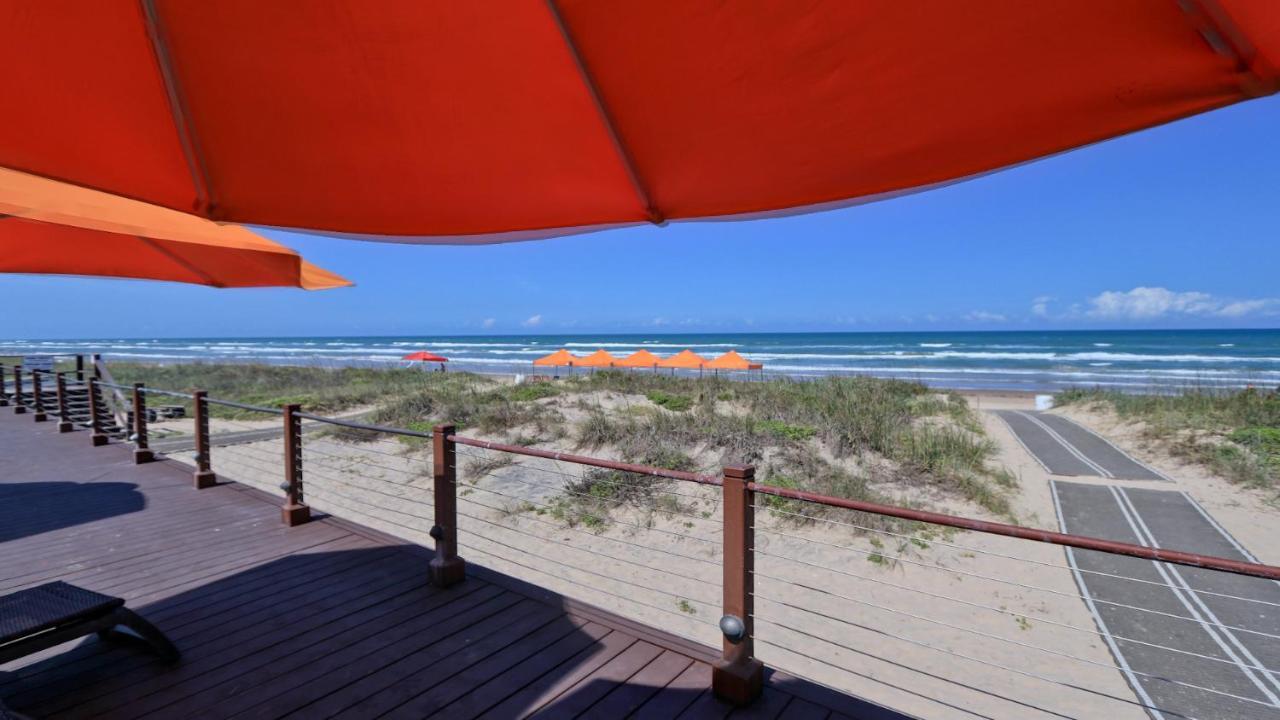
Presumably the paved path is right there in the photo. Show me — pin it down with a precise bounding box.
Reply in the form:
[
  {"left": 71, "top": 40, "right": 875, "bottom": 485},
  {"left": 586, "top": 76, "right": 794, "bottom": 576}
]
[
  {"left": 1051, "top": 480, "right": 1280, "bottom": 720},
  {"left": 995, "top": 410, "right": 1168, "bottom": 480}
]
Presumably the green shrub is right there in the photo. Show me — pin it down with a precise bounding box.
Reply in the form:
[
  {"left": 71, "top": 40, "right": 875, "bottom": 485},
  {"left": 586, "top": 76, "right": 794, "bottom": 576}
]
[
  {"left": 509, "top": 382, "right": 559, "bottom": 402},
  {"left": 645, "top": 391, "right": 694, "bottom": 412},
  {"left": 755, "top": 419, "right": 816, "bottom": 442}
]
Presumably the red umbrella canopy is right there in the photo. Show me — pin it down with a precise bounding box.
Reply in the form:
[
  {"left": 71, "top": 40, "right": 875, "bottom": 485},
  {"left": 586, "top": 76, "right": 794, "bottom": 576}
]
[
  {"left": 2, "top": 2, "right": 1276, "bottom": 242},
  {"left": 403, "top": 351, "right": 448, "bottom": 362}
]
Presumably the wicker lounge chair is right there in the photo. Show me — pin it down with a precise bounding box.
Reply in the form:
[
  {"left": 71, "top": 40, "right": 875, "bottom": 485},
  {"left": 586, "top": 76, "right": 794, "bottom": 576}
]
[{"left": 0, "top": 581, "right": 178, "bottom": 667}]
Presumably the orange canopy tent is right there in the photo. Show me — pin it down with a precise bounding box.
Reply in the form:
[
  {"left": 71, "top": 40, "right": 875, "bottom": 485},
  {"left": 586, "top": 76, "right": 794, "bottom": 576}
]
[
  {"left": 617, "top": 349, "right": 663, "bottom": 369},
  {"left": 1, "top": 3, "right": 1275, "bottom": 242},
  {"left": 575, "top": 349, "right": 618, "bottom": 368},
  {"left": 706, "top": 350, "right": 763, "bottom": 371},
  {"left": 533, "top": 349, "right": 579, "bottom": 367},
  {"left": 0, "top": 167, "right": 349, "bottom": 289},
  {"left": 658, "top": 350, "right": 709, "bottom": 370}
]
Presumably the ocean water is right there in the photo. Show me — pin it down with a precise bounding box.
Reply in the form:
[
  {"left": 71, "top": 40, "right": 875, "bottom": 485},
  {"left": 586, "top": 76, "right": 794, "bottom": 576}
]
[{"left": 4, "top": 330, "right": 1279, "bottom": 393}]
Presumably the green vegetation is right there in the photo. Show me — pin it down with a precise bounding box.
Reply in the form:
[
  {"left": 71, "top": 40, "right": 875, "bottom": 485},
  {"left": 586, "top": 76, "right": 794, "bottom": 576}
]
[
  {"left": 1056, "top": 386, "right": 1280, "bottom": 491},
  {"left": 103, "top": 362, "right": 432, "bottom": 419},
  {"left": 509, "top": 382, "right": 560, "bottom": 402},
  {"left": 102, "top": 361, "right": 1016, "bottom": 527},
  {"left": 645, "top": 390, "right": 694, "bottom": 412},
  {"left": 755, "top": 419, "right": 816, "bottom": 442}
]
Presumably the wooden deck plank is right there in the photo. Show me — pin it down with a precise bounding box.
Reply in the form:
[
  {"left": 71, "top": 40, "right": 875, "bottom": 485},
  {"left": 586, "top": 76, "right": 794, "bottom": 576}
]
[
  {"left": 0, "top": 410, "right": 884, "bottom": 720},
  {"left": 360, "top": 604, "right": 581, "bottom": 717},
  {"left": 0, "top": 535, "right": 382, "bottom": 695},
  {"left": 632, "top": 660, "right": 714, "bottom": 720},
  {"left": 526, "top": 641, "right": 665, "bottom": 719},
  {"left": 141, "top": 584, "right": 524, "bottom": 717},
  {"left": 728, "top": 687, "right": 795, "bottom": 719},
  {"left": 195, "top": 590, "right": 533, "bottom": 719},
  {"left": 473, "top": 631, "right": 639, "bottom": 720},
  {"left": 425, "top": 621, "right": 615, "bottom": 720},
  {"left": 80, "top": 582, "right": 484, "bottom": 720},
  {"left": 576, "top": 649, "right": 695, "bottom": 719},
  {"left": 19, "top": 568, "right": 442, "bottom": 716},
  {"left": 777, "top": 697, "right": 832, "bottom": 720}
]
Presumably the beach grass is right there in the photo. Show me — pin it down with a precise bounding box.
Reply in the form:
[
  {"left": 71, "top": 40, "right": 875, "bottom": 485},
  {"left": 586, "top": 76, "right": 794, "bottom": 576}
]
[
  {"left": 102, "top": 361, "right": 435, "bottom": 419},
  {"left": 97, "top": 362, "right": 1017, "bottom": 525},
  {"left": 1056, "top": 386, "right": 1280, "bottom": 491}
]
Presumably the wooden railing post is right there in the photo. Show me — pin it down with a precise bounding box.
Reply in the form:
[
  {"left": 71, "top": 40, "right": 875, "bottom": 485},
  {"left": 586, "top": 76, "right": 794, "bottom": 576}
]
[
  {"left": 281, "top": 403, "right": 310, "bottom": 526},
  {"left": 31, "top": 370, "right": 47, "bottom": 422},
  {"left": 55, "top": 372, "right": 73, "bottom": 433},
  {"left": 12, "top": 365, "right": 26, "bottom": 415},
  {"left": 713, "top": 464, "right": 763, "bottom": 706},
  {"left": 0, "top": 364, "right": 9, "bottom": 407},
  {"left": 131, "top": 383, "right": 154, "bottom": 464},
  {"left": 429, "top": 424, "right": 466, "bottom": 587},
  {"left": 192, "top": 391, "right": 216, "bottom": 488},
  {"left": 88, "top": 377, "right": 108, "bottom": 446}
]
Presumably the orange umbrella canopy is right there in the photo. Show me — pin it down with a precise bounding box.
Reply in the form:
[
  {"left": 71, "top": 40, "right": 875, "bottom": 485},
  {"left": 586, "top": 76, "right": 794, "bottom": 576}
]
[
  {"left": 403, "top": 351, "right": 448, "bottom": 362},
  {"left": 706, "top": 350, "right": 763, "bottom": 371},
  {"left": 2, "top": 3, "right": 1276, "bottom": 241},
  {"left": 533, "top": 349, "right": 579, "bottom": 367},
  {"left": 575, "top": 349, "right": 618, "bottom": 368},
  {"left": 617, "top": 349, "right": 663, "bottom": 368},
  {"left": 658, "top": 350, "right": 709, "bottom": 369},
  {"left": 0, "top": 167, "right": 349, "bottom": 289}
]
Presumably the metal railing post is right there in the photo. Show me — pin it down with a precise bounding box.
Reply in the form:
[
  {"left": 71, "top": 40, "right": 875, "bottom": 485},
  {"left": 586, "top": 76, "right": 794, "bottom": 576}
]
[
  {"left": 12, "top": 365, "right": 26, "bottom": 414},
  {"left": 55, "top": 372, "right": 73, "bottom": 433},
  {"left": 713, "top": 464, "right": 763, "bottom": 706},
  {"left": 430, "top": 424, "right": 466, "bottom": 587},
  {"left": 281, "top": 403, "right": 310, "bottom": 526},
  {"left": 31, "top": 370, "right": 47, "bottom": 422},
  {"left": 88, "top": 377, "right": 108, "bottom": 446},
  {"left": 192, "top": 391, "right": 216, "bottom": 488},
  {"left": 0, "top": 364, "right": 8, "bottom": 407},
  {"left": 131, "top": 383, "right": 154, "bottom": 464}
]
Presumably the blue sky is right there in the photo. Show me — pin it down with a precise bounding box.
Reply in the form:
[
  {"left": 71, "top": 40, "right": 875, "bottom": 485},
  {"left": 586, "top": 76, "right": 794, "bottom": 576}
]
[{"left": 5, "top": 95, "right": 1279, "bottom": 339}]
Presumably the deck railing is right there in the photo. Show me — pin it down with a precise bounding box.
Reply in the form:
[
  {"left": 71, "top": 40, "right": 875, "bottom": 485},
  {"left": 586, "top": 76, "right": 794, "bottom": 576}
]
[{"left": 12, "top": 364, "right": 1280, "bottom": 716}]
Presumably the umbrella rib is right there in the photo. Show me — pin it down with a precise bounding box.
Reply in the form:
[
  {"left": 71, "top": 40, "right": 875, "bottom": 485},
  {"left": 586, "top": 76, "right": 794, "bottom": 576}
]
[
  {"left": 139, "top": 0, "right": 217, "bottom": 217},
  {"left": 136, "top": 236, "right": 224, "bottom": 288},
  {"left": 544, "top": 0, "right": 664, "bottom": 226}
]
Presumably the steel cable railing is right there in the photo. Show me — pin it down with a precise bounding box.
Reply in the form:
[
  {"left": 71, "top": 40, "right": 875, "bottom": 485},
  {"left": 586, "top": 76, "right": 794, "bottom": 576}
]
[
  {"left": 752, "top": 561, "right": 1279, "bottom": 706},
  {"left": 46, "top": 366, "right": 1280, "bottom": 719},
  {"left": 765, "top": 505, "right": 1280, "bottom": 610}
]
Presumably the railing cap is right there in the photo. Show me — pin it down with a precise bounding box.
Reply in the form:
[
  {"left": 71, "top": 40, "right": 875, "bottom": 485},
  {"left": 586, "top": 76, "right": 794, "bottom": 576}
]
[{"left": 723, "top": 464, "right": 755, "bottom": 479}]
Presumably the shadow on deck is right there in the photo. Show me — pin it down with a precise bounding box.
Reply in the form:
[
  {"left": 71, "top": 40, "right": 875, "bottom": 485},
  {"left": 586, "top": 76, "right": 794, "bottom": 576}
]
[{"left": 0, "top": 412, "right": 893, "bottom": 719}]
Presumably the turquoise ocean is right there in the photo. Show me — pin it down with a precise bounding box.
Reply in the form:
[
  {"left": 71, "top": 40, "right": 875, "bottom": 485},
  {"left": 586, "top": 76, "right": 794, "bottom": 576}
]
[{"left": 4, "top": 330, "right": 1279, "bottom": 393}]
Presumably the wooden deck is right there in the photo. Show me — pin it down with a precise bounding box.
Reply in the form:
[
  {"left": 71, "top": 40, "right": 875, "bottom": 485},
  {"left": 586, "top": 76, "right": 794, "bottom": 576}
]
[{"left": 0, "top": 411, "right": 895, "bottom": 719}]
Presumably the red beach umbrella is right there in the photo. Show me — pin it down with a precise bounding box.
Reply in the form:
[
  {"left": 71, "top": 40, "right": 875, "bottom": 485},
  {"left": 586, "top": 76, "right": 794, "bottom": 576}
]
[
  {"left": 2, "top": 3, "right": 1276, "bottom": 242},
  {"left": 402, "top": 351, "right": 449, "bottom": 363}
]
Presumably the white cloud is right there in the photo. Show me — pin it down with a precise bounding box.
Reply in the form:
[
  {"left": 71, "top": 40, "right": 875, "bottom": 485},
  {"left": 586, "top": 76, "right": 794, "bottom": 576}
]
[
  {"left": 1086, "top": 287, "right": 1280, "bottom": 320},
  {"left": 521, "top": 314, "right": 543, "bottom": 328},
  {"left": 1031, "top": 296, "right": 1053, "bottom": 318},
  {"left": 964, "top": 310, "right": 1007, "bottom": 323},
  {"left": 481, "top": 318, "right": 496, "bottom": 329}
]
